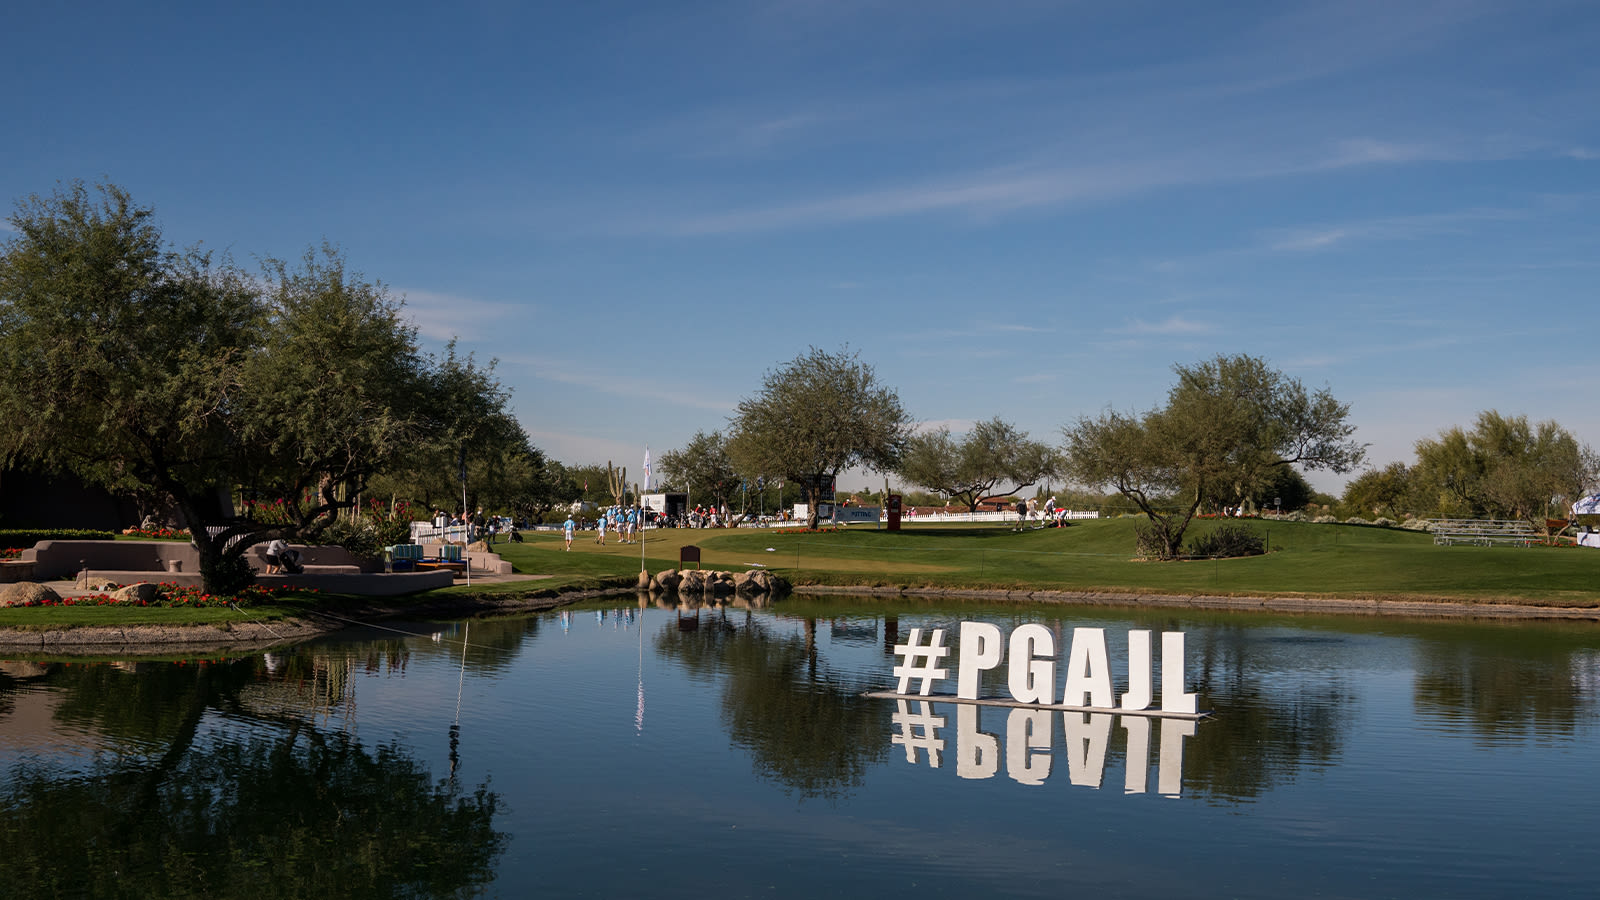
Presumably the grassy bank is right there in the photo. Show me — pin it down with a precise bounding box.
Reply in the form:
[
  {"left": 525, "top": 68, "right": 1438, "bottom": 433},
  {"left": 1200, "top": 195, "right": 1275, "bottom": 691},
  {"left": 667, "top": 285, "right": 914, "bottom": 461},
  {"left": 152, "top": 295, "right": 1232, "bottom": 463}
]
[
  {"left": 494, "top": 517, "right": 1600, "bottom": 607},
  {"left": 4, "top": 517, "right": 1594, "bottom": 634}
]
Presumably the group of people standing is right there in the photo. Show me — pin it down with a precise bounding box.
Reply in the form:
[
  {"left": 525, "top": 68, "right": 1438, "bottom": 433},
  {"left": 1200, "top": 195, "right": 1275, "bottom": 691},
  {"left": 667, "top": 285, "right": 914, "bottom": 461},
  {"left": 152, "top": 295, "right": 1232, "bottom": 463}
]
[
  {"left": 430, "top": 508, "right": 507, "bottom": 544},
  {"left": 562, "top": 506, "right": 641, "bottom": 550}
]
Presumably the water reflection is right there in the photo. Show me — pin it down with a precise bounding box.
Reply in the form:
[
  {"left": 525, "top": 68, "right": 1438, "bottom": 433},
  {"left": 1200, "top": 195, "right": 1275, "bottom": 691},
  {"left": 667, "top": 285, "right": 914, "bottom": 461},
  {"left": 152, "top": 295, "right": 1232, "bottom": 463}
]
[
  {"left": 1410, "top": 623, "right": 1600, "bottom": 741},
  {"left": 1183, "top": 624, "right": 1354, "bottom": 802},
  {"left": 654, "top": 607, "right": 890, "bottom": 800},
  {"left": 0, "top": 655, "right": 505, "bottom": 897},
  {"left": 892, "top": 703, "right": 1200, "bottom": 796}
]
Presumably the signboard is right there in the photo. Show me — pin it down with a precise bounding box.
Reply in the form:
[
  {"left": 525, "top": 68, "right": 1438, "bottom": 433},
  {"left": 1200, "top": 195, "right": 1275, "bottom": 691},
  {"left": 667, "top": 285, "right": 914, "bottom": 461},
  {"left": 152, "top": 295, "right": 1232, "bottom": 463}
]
[
  {"left": 871, "top": 623, "right": 1202, "bottom": 717},
  {"left": 869, "top": 622, "right": 1207, "bottom": 794}
]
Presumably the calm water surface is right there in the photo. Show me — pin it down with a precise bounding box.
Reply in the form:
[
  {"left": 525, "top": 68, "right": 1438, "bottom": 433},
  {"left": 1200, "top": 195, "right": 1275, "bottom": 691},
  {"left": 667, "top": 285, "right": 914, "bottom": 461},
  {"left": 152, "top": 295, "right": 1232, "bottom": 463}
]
[{"left": 3, "top": 596, "right": 1599, "bottom": 898}]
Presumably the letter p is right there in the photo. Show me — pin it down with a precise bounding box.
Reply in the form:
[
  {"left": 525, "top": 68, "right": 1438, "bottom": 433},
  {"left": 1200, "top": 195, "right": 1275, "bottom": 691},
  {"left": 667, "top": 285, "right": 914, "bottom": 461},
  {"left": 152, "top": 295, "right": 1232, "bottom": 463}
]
[{"left": 957, "top": 622, "right": 1004, "bottom": 699}]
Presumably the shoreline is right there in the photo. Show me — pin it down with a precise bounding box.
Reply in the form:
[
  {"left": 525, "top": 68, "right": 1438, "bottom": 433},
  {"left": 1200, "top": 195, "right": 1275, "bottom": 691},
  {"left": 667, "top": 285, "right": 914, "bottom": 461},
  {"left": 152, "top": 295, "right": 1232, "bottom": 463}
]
[
  {"left": 3, "top": 582, "right": 1598, "bottom": 653},
  {"left": 794, "top": 585, "right": 1600, "bottom": 621}
]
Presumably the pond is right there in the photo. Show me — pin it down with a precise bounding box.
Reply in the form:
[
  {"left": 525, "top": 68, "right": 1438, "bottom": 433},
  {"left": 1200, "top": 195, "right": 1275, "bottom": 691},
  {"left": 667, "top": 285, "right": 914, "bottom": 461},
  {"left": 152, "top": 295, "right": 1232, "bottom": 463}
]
[{"left": 3, "top": 595, "right": 1599, "bottom": 898}]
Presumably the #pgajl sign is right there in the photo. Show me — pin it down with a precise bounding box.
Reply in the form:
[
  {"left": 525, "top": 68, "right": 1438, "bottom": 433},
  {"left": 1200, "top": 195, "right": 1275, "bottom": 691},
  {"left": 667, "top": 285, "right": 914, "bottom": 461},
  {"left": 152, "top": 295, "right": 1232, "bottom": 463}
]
[
  {"left": 887, "top": 624, "right": 1200, "bottom": 716},
  {"left": 874, "top": 624, "right": 1206, "bottom": 793}
]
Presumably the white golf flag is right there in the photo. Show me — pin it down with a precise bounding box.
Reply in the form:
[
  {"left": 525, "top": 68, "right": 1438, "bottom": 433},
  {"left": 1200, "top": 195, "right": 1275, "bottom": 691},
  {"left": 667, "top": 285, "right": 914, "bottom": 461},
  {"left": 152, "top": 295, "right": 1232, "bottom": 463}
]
[{"left": 643, "top": 446, "right": 652, "bottom": 491}]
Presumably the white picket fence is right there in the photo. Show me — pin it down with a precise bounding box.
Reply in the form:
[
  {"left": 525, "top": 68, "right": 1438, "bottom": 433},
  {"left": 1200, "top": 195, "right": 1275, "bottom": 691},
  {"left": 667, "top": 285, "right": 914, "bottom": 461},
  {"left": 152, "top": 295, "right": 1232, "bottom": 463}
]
[{"left": 767, "top": 509, "right": 1098, "bottom": 528}]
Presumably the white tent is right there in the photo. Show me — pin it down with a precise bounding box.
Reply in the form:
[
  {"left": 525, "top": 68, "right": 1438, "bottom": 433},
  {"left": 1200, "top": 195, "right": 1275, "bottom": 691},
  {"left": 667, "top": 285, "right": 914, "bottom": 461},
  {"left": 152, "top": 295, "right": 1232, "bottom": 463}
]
[{"left": 1573, "top": 494, "right": 1600, "bottom": 548}]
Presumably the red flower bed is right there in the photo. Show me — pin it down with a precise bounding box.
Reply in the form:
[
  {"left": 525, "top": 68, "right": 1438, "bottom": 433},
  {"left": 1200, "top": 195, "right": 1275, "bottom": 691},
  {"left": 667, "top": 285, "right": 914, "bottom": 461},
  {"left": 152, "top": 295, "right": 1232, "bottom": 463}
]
[{"left": 18, "top": 581, "right": 311, "bottom": 609}]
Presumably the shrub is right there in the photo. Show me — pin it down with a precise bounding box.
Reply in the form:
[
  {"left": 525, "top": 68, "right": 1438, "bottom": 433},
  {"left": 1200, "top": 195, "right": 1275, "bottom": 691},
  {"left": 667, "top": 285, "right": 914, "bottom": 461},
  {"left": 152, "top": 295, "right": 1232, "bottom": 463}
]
[
  {"left": 1133, "top": 524, "right": 1169, "bottom": 558},
  {"left": 1344, "top": 516, "right": 1370, "bottom": 525},
  {"left": 200, "top": 553, "right": 256, "bottom": 596},
  {"left": 1187, "top": 524, "right": 1266, "bottom": 559},
  {"left": 0, "top": 529, "right": 117, "bottom": 546},
  {"left": 1372, "top": 517, "right": 1397, "bottom": 528},
  {"left": 1282, "top": 511, "right": 1309, "bottom": 523},
  {"left": 1313, "top": 515, "right": 1338, "bottom": 524},
  {"left": 322, "top": 518, "right": 385, "bottom": 565},
  {"left": 1401, "top": 518, "right": 1432, "bottom": 531}
]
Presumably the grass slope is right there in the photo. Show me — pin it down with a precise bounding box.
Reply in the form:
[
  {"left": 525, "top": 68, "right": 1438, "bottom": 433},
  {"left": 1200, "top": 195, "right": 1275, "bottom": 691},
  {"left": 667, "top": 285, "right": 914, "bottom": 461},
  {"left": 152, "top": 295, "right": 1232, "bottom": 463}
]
[
  {"left": 496, "top": 519, "right": 1599, "bottom": 606},
  {"left": 6, "top": 519, "right": 1595, "bottom": 631}
]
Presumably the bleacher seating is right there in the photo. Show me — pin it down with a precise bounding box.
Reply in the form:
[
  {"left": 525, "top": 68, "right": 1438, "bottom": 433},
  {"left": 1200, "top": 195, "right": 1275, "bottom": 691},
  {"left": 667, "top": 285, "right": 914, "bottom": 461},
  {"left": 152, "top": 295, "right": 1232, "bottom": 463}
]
[{"left": 1427, "top": 518, "right": 1539, "bottom": 547}]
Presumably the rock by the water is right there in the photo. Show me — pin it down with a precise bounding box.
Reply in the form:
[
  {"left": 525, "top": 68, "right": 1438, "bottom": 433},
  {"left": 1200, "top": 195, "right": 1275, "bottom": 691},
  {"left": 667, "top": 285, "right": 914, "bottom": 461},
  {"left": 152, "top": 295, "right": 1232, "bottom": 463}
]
[
  {"left": 0, "top": 582, "right": 60, "bottom": 607},
  {"left": 649, "top": 568, "right": 785, "bottom": 597},
  {"left": 111, "top": 583, "right": 162, "bottom": 604}
]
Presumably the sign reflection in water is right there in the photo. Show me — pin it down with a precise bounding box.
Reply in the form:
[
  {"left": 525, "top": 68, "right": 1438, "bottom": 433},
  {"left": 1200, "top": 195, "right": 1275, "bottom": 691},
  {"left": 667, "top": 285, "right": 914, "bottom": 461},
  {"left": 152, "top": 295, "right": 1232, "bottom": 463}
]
[{"left": 893, "top": 702, "right": 1196, "bottom": 795}]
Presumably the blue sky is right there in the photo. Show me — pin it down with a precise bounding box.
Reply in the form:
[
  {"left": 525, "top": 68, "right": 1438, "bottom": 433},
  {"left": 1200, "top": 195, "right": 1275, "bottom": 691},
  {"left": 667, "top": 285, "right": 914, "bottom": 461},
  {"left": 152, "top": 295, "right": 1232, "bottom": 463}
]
[{"left": 5, "top": 1, "right": 1597, "bottom": 494}]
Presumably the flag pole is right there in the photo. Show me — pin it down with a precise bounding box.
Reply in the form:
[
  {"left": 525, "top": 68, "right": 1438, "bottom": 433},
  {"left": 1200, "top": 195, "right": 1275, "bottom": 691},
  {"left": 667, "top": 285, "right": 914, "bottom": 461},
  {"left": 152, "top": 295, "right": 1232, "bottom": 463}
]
[{"left": 640, "top": 447, "right": 651, "bottom": 577}]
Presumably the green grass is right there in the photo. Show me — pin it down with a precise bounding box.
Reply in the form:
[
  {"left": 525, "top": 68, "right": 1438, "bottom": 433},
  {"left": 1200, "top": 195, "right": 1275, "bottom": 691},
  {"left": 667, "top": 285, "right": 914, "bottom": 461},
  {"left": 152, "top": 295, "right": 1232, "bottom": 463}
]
[
  {"left": 495, "top": 519, "right": 1600, "bottom": 607},
  {"left": 7, "top": 519, "right": 1595, "bottom": 632}
]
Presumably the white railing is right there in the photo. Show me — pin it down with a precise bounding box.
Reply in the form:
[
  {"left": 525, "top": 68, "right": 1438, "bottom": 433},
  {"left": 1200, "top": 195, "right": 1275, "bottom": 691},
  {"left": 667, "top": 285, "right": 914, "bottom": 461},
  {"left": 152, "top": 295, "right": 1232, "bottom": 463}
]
[{"left": 768, "top": 510, "right": 1099, "bottom": 527}]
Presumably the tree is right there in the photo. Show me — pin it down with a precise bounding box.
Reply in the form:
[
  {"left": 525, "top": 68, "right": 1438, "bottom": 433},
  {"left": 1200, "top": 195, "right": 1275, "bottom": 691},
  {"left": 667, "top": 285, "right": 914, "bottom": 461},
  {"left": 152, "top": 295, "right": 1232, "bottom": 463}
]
[
  {"left": 1249, "top": 463, "right": 1314, "bottom": 513},
  {"left": 1342, "top": 462, "right": 1412, "bottom": 518},
  {"left": 1062, "top": 354, "right": 1365, "bottom": 558},
  {"left": 1410, "top": 411, "right": 1597, "bottom": 529},
  {"left": 898, "top": 417, "right": 1061, "bottom": 512},
  {"left": 0, "top": 182, "right": 261, "bottom": 589},
  {"left": 222, "top": 245, "right": 436, "bottom": 573},
  {"left": 725, "top": 347, "right": 912, "bottom": 528},
  {"left": 0, "top": 182, "right": 512, "bottom": 592},
  {"left": 657, "top": 430, "right": 740, "bottom": 510}
]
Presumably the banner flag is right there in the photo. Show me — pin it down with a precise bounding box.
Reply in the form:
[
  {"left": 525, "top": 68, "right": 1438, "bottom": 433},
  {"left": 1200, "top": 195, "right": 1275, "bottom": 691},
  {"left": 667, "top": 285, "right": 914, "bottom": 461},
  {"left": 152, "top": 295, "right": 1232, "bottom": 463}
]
[{"left": 643, "top": 446, "right": 652, "bottom": 491}]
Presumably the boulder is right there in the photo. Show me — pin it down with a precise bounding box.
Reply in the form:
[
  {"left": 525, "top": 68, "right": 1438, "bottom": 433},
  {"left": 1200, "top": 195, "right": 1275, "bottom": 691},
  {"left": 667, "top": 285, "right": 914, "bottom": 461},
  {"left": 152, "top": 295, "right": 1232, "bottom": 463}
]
[
  {"left": 0, "top": 582, "right": 60, "bottom": 607},
  {"left": 651, "top": 568, "right": 682, "bottom": 592},
  {"left": 112, "top": 583, "right": 162, "bottom": 604}
]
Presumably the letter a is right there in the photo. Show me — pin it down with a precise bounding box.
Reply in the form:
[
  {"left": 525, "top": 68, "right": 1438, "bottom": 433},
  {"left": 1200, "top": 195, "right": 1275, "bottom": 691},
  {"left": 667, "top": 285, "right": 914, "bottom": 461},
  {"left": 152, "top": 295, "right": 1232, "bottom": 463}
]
[{"left": 1061, "top": 627, "right": 1113, "bottom": 709}]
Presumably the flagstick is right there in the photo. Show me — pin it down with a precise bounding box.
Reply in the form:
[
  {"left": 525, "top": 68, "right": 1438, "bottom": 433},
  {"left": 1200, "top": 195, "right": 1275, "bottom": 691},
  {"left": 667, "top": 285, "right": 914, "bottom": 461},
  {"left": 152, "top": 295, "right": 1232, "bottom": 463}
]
[{"left": 640, "top": 447, "right": 651, "bottom": 578}]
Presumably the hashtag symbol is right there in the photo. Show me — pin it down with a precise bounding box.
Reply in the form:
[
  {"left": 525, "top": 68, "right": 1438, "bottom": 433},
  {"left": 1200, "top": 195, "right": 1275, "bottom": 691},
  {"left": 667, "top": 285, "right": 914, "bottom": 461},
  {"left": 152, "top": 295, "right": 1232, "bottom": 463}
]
[
  {"left": 892, "top": 700, "right": 946, "bottom": 767},
  {"left": 892, "top": 627, "right": 949, "bottom": 695}
]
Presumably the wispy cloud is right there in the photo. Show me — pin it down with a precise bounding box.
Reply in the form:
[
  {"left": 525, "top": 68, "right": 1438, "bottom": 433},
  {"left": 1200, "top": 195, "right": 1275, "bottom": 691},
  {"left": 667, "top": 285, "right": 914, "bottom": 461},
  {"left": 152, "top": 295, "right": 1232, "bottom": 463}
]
[
  {"left": 523, "top": 428, "right": 655, "bottom": 468},
  {"left": 502, "top": 353, "right": 737, "bottom": 412},
  {"left": 627, "top": 128, "right": 1533, "bottom": 237},
  {"left": 1112, "top": 316, "right": 1216, "bottom": 336},
  {"left": 913, "top": 418, "right": 976, "bottom": 435},
  {"left": 401, "top": 289, "right": 522, "bottom": 342},
  {"left": 896, "top": 322, "right": 1052, "bottom": 343},
  {"left": 1263, "top": 206, "right": 1524, "bottom": 252}
]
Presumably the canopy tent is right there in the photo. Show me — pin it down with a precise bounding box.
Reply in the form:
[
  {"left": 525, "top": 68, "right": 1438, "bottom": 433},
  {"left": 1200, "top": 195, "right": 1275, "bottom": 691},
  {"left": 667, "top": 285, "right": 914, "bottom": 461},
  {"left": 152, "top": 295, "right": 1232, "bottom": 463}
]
[{"left": 1572, "top": 494, "right": 1600, "bottom": 548}]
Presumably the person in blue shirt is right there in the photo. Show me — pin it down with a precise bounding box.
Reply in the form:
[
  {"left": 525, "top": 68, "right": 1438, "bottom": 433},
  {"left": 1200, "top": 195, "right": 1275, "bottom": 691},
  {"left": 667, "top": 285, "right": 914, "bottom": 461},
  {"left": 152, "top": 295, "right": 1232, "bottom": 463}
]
[{"left": 563, "top": 515, "right": 576, "bottom": 551}]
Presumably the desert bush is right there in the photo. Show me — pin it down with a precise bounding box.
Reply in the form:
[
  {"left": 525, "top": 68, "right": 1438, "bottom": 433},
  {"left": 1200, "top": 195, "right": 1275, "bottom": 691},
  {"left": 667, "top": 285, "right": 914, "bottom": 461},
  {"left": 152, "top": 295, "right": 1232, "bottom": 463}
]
[
  {"left": 1187, "top": 524, "right": 1266, "bottom": 559},
  {"left": 1133, "top": 524, "right": 1168, "bottom": 558}
]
